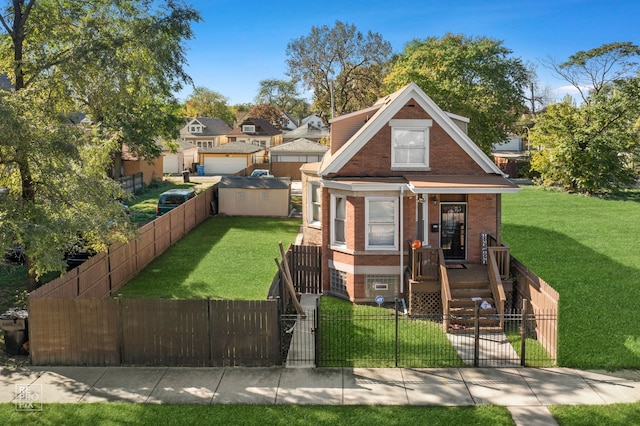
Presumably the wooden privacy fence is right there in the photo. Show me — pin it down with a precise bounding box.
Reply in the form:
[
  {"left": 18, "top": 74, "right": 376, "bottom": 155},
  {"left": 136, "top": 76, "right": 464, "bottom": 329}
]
[
  {"left": 269, "top": 244, "right": 322, "bottom": 313},
  {"left": 29, "top": 187, "right": 214, "bottom": 300},
  {"left": 28, "top": 298, "right": 279, "bottom": 367},
  {"left": 511, "top": 257, "right": 559, "bottom": 360}
]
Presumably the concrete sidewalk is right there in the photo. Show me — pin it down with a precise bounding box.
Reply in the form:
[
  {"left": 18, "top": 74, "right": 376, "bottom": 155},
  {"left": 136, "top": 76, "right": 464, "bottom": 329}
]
[{"left": 1, "top": 366, "right": 639, "bottom": 424}]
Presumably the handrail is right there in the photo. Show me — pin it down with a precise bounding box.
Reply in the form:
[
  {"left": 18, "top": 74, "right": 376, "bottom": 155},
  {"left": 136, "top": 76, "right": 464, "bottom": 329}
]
[
  {"left": 438, "top": 248, "right": 452, "bottom": 331},
  {"left": 409, "top": 245, "right": 439, "bottom": 281},
  {"left": 487, "top": 248, "right": 506, "bottom": 329}
]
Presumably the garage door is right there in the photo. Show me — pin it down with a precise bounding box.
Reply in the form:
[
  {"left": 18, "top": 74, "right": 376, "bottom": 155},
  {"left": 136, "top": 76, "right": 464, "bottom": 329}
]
[
  {"left": 203, "top": 156, "right": 247, "bottom": 175},
  {"left": 163, "top": 153, "right": 180, "bottom": 174}
]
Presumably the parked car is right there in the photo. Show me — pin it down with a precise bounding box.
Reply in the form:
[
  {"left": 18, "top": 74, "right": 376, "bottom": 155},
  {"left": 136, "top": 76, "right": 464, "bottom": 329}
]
[
  {"left": 250, "top": 169, "right": 273, "bottom": 178},
  {"left": 156, "top": 188, "right": 196, "bottom": 216}
]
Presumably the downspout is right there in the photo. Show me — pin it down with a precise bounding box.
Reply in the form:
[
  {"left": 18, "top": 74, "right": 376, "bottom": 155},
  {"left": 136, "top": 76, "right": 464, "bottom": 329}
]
[{"left": 400, "top": 186, "right": 404, "bottom": 295}]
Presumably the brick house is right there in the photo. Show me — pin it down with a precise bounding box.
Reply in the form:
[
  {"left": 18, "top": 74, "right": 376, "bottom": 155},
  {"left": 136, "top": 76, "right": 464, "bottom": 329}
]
[{"left": 301, "top": 82, "right": 520, "bottom": 305}]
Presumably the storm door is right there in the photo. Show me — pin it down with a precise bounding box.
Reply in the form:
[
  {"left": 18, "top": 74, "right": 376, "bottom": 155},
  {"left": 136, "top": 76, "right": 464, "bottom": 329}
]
[{"left": 440, "top": 203, "right": 466, "bottom": 260}]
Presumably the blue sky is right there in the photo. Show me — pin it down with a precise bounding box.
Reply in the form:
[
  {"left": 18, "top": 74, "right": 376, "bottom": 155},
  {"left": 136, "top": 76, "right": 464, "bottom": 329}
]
[{"left": 178, "top": 0, "right": 640, "bottom": 105}]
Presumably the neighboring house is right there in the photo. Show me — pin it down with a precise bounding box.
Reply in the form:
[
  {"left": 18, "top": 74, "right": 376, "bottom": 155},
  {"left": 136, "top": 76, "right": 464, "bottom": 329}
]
[
  {"left": 227, "top": 118, "right": 283, "bottom": 149},
  {"left": 120, "top": 144, "right": 162, "bottom": 185},
  {"left": 217, "top": 176, "right": 291, "bottom": 217},
  {"left": 301, "top": 113, "right": 325, "bottom": 128},
  {"left": 180, "top": 117, "right": 231, "bottom": 149},
  {"left": 159, "top": 140, "right": 199, "bottom": 175},
  {"left": 198, "top": 141, "right": 266, "bottom": 175},
  {"left": 492, "top": 135, "right": 530, "bottom": 178},
  {"left": 282, "top": 122, "right": 330, "bottom": 144},
  {"left": 301, "top": 82, "right": 520, "bottom": 307},
  {"left": 269, "top": 138, "right": 328, "bottom": 180},
  {"left": 282, "top": 111, "right": 299, "bottom": 131}
]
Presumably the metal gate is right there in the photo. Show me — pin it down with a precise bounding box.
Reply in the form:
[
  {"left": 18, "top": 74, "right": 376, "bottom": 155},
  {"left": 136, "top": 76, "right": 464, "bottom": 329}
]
[{"left": 281, "top": 298, "right": 556, "bottom": 368}]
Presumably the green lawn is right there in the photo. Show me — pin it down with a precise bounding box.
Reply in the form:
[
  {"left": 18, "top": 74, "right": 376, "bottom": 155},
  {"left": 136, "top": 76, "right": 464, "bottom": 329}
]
[
  {"left": 318, "top": 296, "right": 463, "bottom": 367},
  {"left": 118, "top": 216, "right": 301, "bottom": 300},
  {"left": 502, "top": 186, "right": 640, "bottom": 369},
  {"left": 0, "top": 404, "right": 515, "bottom": 426}
]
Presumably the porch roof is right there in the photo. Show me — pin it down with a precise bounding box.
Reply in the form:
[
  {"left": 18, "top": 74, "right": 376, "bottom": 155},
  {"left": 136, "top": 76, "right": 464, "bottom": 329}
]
[{"left": 406, "top": 174, "right": 520, "bottom": 194}]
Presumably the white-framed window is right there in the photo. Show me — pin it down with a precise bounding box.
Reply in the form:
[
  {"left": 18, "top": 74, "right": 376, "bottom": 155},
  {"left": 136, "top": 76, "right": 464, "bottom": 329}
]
[
  {"left": 365, "top": 197, "right": 398, "bottom": 250},
  {"left": 308, "top": 183, "right": 322, "bottom": 226},
  {"left": 243, "top": 124, "right": 256, "bottom": 133},
  {"left": 189, "top": 125, "right": 202, "bottom": 133},
  {"left": 390, "top": 119, "right": 432, "bottom": 169},
  {"left": 331, "top": 194, "right": 346, "bottom": 246}
]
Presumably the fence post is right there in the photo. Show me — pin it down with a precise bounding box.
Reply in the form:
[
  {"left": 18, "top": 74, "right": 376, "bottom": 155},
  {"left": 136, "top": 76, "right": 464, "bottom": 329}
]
[
  {"left": 117, "top": 294, "right": 124, "bottom": 365},
  {"left": 315, "top": 296, "right": 320, "bottom": 367},
  {"left": 474, "top": 300, "right": 480, "bottom": 367},
  {"left": 395, "top": 297, "right": 399, "bottom": 368},
  {"left": 520, "top": 299, "right": 528, "bottom": 367}
]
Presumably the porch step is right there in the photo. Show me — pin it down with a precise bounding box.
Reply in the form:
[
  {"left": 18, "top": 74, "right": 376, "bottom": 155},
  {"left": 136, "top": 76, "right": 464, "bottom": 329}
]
[{"left": 447, "top": 276, "right": 501, "bottom": 332}]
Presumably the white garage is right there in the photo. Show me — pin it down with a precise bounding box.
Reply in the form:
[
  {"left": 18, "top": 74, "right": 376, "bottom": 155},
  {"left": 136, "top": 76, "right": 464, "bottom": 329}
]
[
  {"left": 163, "top": 153, "right": 181, "bottom": 174},
  {"left": 199, "top": 141, "right": 266, "bottom": 175},
  {"left": 203, "top": 156, "right": 247, "bottom": 175}
]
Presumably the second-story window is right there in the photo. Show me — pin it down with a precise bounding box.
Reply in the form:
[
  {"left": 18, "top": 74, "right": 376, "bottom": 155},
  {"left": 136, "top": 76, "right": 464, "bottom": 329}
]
[
  {"left": 243, "top": 124, "right": 256, "bottom": 133},
  {"left": 390, "top": 119, "right": 432, "bottom": 170}
]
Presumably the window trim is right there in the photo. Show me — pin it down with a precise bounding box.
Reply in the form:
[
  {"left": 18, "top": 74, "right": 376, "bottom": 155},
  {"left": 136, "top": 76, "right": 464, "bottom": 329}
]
[
  {"left": 242, "top": 124, "right": 256, "bottom": 133},
  {"left": 389, "top": 119, "right": 432, "bottom": 170},
  {"left": 365, "top": 197, "right": 398, "bottom": 251},
  {"left": 331, "top": 194, "right": 347, "bottom": 247},
  {"left": 308, "top": 182, "right": 322, "bottom": 226}
]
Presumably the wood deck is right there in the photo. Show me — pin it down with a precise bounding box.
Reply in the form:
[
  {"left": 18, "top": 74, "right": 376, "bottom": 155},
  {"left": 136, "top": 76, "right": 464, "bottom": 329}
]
[{"left": 446, "top": 264, "right": 489, "bottom": 283}]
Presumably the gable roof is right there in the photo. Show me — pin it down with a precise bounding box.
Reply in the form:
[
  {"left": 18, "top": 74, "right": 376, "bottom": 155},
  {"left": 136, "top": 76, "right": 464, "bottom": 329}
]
[
  {"left": 282, "top": 122, "right": 330, "bottom": 141},
  {"left": 201, "top": 141, "right": 264, "bottom": 154},
  {"left": 319, "top": 82, "right": 503, "bottom": 177},
  {"left": 228, "top": 118, "right": 281, "bottom": 137},
  {"left": 219, "top": 176, "right": 291, "bottom": 190},
  {"left": 181, "top": 117, "right": 232, "bottom": 137},
  {"left": 268, "top": 138, "right": 329, "bottom": 154}
]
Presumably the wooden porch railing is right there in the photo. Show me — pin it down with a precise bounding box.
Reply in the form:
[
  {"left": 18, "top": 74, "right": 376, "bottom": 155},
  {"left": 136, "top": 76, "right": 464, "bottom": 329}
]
[
  {"left": 487, "top": 235, "right": 510, "bottom": 280},
  {"left": 438, "top": 248, "right": 452, "bottom": 331},
  {"left": 487, "top": 248, "right": 506, "bottom": 329},
  {"left": 410, "top": 245, "right": 439, "bottom": 281}
]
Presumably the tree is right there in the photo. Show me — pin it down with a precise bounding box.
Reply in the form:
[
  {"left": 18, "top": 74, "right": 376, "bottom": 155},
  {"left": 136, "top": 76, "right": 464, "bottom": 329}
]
[
  {"left": 184, "top": 86, "right": 235, "bottom": 127},
  {"left": 286, "top": 20, "right": 392, "bottom": 121},
  {"left": 247, "top": 103, "right": 288, "bottom": 130},
  {"left": 384, "top": 33, "right": 529, "bottom": 154},
  {"left": 255, "top": 79, "right": 302, "bottom": 112},
  {"left": 529, "top": 76, "right": 640, "bottom": 194},
  {"left": 545, "top": 42, "right": 640, "bottom": 106},
  {"left": 0, "top": 0, "right": 200, "bottom": 289}
]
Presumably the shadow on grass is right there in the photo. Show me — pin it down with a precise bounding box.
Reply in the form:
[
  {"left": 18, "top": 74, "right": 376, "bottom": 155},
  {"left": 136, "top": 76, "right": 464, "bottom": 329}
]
[{"left": 504, "top": 224, "right": 640, "bottom": 369}]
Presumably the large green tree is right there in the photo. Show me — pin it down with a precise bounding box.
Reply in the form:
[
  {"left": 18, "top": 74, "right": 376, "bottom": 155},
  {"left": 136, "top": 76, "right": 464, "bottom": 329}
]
[
  {"left": 286, "top": 20, "right": 392, "bottom": 121},
  {"left": 0, "top": 0, "right": 200, "bottom": 289},
  {"left": 531, "top": 42, "right": 640, "bottom": 194},
  {"left": 545, "top": 42, "right": 640, "bottom": 106},
  {"left": 385, "top": 33, "right": 528, "bottom": 154},
  {"left": 530, "top": 77, "right": 640, "bottom": 194},
  {"left": 183, "top": 86, "right": 235, "bottom": 127}
]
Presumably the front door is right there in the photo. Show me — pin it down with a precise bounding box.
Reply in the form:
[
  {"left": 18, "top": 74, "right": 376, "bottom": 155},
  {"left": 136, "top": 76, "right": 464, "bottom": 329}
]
[{"left": 440, "top": 203, "right": 466, "bottom": 260}]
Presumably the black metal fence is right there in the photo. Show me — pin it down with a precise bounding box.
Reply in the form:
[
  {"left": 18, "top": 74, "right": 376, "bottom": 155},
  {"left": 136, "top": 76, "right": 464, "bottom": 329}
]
[{"left": 281, "top": 298, "right": 557, "bottom": 368}]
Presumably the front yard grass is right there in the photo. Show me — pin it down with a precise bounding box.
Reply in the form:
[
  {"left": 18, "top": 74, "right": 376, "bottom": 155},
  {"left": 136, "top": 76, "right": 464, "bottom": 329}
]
[
  {"left": 503, "top": 186, "right": 640, "bottom": 369},
  {"left": 318, "top": 296, "right": 463, "bottom": 367},
  {"left": 118, "top": 216, "right": 301, "bottom": 300},
  {"left": 0, "top": 404, "right": 515, "bottom": 426}
]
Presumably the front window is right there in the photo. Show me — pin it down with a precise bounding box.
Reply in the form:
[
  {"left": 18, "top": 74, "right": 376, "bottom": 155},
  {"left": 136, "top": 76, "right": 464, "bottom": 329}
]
[
  {"left": 308, "top": 183, "right": 321, "bottom": 226},
  {"left": 243, "top": 124, "right": 256, "bottom": 133},
  {"left": 390, "top": 119, "right": 432, "bottom": 169},
  {"left": 331, "top": 194, "right": 346, "bottom": 246},
  {"left": 366, "top": 197, "right": 398, "bottom": 250}
]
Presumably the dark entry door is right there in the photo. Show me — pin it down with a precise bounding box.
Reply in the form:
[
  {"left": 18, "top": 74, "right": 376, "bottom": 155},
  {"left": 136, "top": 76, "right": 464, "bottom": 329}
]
[{"left": 440, "top": 203, "right": 466, "bottom": 260}]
